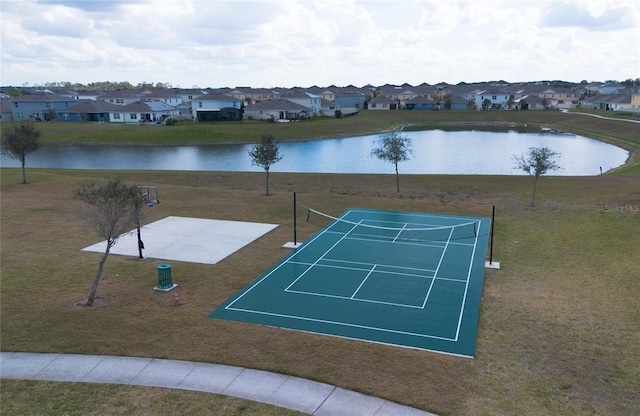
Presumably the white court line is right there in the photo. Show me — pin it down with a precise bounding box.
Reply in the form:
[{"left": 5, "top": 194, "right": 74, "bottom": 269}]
[
  {"left": 286, "top": 288, "right": 424, "bottom": 309},
  {"left": 225, "top": 306, "right": 458, "bottom": 342},
  {"left": 286, "top": 260, "right": 465, "bottom": 284},
  {"left": 453, "top": 220, "right": 481, "bottom": 342},
  {"left": 351, "top": 264, "right": 376, "bottom": 299},
  {"left": 284, "top": 219, "right": 362, "bottom": 292},
  {"left": 393, "top": 223, "right": 408, "bottom": 243},
  {"left": 420, "top": 226, "right": 455, "bottom": 309}
]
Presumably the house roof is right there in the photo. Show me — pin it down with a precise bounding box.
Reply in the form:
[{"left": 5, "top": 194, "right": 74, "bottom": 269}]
[
  {"left": 193, "top": 93, "right": 237, "bottom": 101},
  {"left": 58, "top": 100, "right": 122, "bottom": 113},
  {"left": 405, "top": 95, "right": 434, "bottom": 104},
  {"left": 120, "top": 100, "right": 177, "bottom": 112},
  {"left": 11, "top": 93, "right": 76, "bottom": 102},
  {"left": 245, "top": 99, "right": 311, "bottom": 111}
]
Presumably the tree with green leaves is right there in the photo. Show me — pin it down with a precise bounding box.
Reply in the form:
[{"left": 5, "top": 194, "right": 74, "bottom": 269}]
[
  {"left": 371, "top": 132, "right": 414, "bottom": 192},
  {"left": 73, "top": 178, "right": 147, "bottom": 306},
  {"left": 1, "top": 121, "right": 42, "bottom": 184},
  {"left": 248, "top": 134, "right": 283, "bottom": 196},
  {"left": 513, "top": 146, "right": 561, "bottom": 207}
]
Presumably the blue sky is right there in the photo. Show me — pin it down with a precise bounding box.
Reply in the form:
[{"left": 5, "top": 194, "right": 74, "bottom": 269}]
[{"left": 1, "top": 0, "right": 638, "bottom": 88}]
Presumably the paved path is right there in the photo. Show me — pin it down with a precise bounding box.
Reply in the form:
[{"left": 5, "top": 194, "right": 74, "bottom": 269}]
[
  {"left": 0, "top": 352, "right": 437, "bottom": 416},
  {"left": 561, "top": 109, "right": 640, "bottom": 124}
]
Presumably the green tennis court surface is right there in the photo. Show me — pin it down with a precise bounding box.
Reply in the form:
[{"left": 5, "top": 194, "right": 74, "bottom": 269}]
[{"left": 209, "top": 208, "right": 491, "bottom": 357}]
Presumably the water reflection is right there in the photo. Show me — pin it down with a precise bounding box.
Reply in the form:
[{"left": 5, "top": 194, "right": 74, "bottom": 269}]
[{"left": 0, "top": 130, "right": 629, "bottom": 176}]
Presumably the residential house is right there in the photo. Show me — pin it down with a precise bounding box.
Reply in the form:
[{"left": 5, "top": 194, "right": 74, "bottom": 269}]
[
  {"left": 368, "top": 97, "right": 397, "bottom": 110},
  {"left": 243, "top": 99, "right": 311, "bottom": 121},
  {"left": 475, "top": 89, "right": 511, "bottom": 110},
  {"left": 110, "top": 99, "right": 179, "bottom": 123},
  {"left": 514, "top": 95, "right": 545, "bottom": 110},
  {"left": 333, "top": 89, "right": 365, "bottom": 111},
  {"left": 405, "top": 95, "right": 436, "bottom": 110},
  {"left": 280, "top": 91, "right": 321, "bottom": 116},
  {"left": 598, "top": 83, "right": 627, "bottom": 95},
  {"left": 99, "top": 90, "right": 144, "bottom": 106},
  {"left": 139, "top": 89, "right": 183, "bottom": 106},
  {"left": 190, "top": 93, "right": 242, "bottom": 122},
  {"left": 57, "top": 100, "right": 122, "bottom": 122},
  {"left": 448, "top": 96, "right": 472, "bottom": 110},
  {"left": 630, "top": 93, "right": 640, "bottom": 113},
  {"left": 319, "top": 98, "right": 340, "bottom": 117},
  {"left": 10, "top": 93, "right": 77, "bottom": 121},
  {"left": 1, "top": 98, "right": 14, "bottom": 122},
  {"left": 227, "top": 87, "right": 279, "bottom": 104}
]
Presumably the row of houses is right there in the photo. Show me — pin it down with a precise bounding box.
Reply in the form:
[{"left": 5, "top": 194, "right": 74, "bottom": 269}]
[{"left": 1, "top": 81, "right": 638, "bottom": 123}]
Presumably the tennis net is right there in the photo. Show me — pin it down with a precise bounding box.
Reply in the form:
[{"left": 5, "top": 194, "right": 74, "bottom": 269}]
[{"left": 307, "top": 208, "right": 478, "bottom": 244}]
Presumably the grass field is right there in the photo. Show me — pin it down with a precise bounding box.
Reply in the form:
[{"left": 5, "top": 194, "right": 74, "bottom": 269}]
[{"left": 1, "top": 110, "right": 639, "bottom": 415}]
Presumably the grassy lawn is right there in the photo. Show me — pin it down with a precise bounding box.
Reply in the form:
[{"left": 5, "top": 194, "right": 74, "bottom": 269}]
[{"left": 1, "top": 110, "right": 639, "bottom": 415}]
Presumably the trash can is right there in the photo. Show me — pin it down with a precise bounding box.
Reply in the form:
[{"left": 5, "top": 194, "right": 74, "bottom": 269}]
[{"left": 155, "top": 263, "right": 177, "bottom": 291}]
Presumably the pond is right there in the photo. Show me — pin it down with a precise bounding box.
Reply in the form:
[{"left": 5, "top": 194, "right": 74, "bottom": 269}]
[{"left": 0, "top": 129, "right": 629, "bottom": 176}]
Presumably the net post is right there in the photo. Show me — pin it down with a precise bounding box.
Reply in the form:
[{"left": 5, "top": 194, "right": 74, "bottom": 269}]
[
  {"left": 489, "top": 205, "right": 495, "bottom": 264},
  {"left": 293, "top": 192, "right": 297, "bottom": 246}
]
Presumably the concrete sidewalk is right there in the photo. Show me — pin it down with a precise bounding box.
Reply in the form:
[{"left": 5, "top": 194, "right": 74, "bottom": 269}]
[{"left": 0, "top": 352, "right": 437, "bottom": 416}]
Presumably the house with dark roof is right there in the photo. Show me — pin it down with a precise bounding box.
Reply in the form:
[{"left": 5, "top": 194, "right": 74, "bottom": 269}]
[
  {"left": 243, "top": 99, "right": 311, "bottom": 121},
  {"left": 280, "top": 91, "right": 321, "bottom": 115},
  {"left": 405, "top": 95, "right": 436, "bottom": 110},
  {"left": 190, "top": 93, "right": 242, "bottom": 122},
  {"left": 57, "top": 100, "right": 122, "bottom": 122}
]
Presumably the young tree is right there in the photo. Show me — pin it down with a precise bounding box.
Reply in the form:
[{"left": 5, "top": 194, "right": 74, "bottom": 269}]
[
  {"left": 73, "top": 178, "right": 146, "bottom": 306},
  {"left": 513, "top": 146, "right": 561, "bottom": 207},
  {"left": 248, "top": 134, "right": 283, "bottom": 196},
  {"left": 371, "top": 132, "right": 414, "bottom": 192},
  {"left": 1, "top": 121, "right": 42, "bottom": 184}
]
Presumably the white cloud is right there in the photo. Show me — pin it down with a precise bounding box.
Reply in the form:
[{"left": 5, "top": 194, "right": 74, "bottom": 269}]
[{"left": 0, "top": 0, "right": 638, "bottom": 87}]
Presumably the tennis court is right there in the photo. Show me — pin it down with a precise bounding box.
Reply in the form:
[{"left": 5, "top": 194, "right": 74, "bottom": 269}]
[{"left": 209, "top": 208, "right": 491, "bottom": 357}]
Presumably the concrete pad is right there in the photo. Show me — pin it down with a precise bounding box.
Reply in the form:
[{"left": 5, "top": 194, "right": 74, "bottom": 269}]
[
  {"left": 33, "top": 354, "right": 106, "bottom": 382},
  {"left": 315, "top": 387, "right": 386, "bottom": 416},
  {"left": 267, "top": 377, "right": 335, "bottom": 414},
  {"left": 178, "top": 363, "right": 243, "bottom": 393},
  {"left": 282, "top": 242, "right": 303, "bottom": 249},
  {"left": 130, "top": 358, "right": 197, "bottom": 388},
  {"left": 82, "top": 216, "right": 278, "bottom": 265},
  {"left": 222, "top": 368, "right": 288, "bottom": 402},
  {"left": 0, "top": 352, "right": 61, "bottom": 379},
  {"left": 485, "top": 261, "right": 501, "bottom": 269},
  {"left": 82, "top": 356, "right": 152, "bottom": 384}
]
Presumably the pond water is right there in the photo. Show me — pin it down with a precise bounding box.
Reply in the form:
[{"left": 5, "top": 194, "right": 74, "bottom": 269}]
[{"left": 0, "top": 129, "right": 629, "bottom": 176}]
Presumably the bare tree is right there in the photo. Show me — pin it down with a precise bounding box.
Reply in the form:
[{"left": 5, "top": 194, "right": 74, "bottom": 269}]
[
  {"left": 513, "top": 146, "right": 561, "bottom": 207},
  {"left": 73, "top": 178, "right": 146, "bottom": 306},
  {"left": 248, "top": 134, "right": 283, "bottom": 196},
  {"left": 1, "top": 121, "right": 42, "bottom": 184},
  {"left": 371, "top": 132, "right": 414, "bottom": 192}
]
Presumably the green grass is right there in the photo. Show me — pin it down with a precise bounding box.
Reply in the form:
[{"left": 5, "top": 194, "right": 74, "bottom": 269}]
[
  {"left": 2, "top": 168, "right": 639, "bottom": 415},
  {"left": 0, "top": 379, "right": 304, "bottom": 416}
]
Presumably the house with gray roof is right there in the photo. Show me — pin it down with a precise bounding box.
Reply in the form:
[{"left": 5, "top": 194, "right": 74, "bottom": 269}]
[
  {"left": 244, "top": 99, "right": 311, "bottom": 121},
  {"left": 368, "top": 96, "right": 397, "bottom": 110},
  {"left": 109, "top": 99, "right": 179, "bottom": 123},
  {"left": 280, "top": 91, "right": 321, "bottom": 115},
  {"left": 57, "top": 100, "right": 122, "bottom": 122},
  {"left": 405, "top": 95, "right": 436, "bottom": 110},
  {"left": 10, "top": 93, "right": 77, "bottom": 121},
  {"left": 190, "top": 93, "right": 242, "bottom": 122}
]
